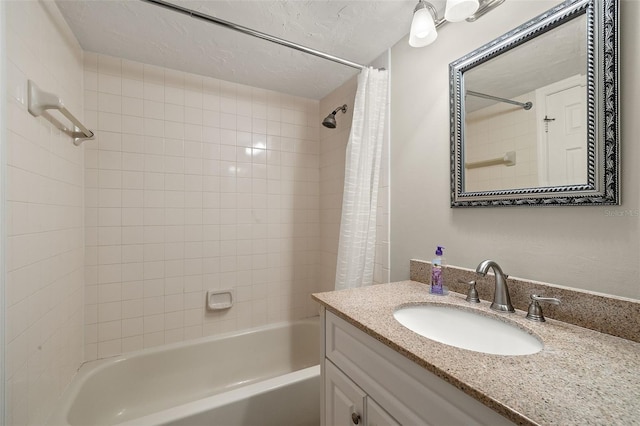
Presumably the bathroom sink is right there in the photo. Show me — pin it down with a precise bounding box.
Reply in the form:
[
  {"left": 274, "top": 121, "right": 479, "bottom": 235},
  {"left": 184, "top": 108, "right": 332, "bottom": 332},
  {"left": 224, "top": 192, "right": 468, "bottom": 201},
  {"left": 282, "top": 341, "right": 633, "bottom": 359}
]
[{"left": 393, "top": 304, "right": 543, "bottom": 356}]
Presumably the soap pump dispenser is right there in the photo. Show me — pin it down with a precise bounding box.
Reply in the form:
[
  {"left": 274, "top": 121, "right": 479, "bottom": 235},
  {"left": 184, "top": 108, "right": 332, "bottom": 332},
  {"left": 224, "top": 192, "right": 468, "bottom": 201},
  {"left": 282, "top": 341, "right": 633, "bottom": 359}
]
[{"left": 431, "top": 246, "right": 445, "bottom": 295}]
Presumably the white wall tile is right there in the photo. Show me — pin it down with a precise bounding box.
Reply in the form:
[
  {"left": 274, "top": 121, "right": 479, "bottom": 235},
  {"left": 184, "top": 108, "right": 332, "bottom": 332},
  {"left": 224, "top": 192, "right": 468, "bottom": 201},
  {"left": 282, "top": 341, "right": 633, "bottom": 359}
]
[
  {"left": 98, "top": 73, "right": 122, "bottom": 95},
  {"left": 84, "top": 53, "right": 322, "bottom": 361},
  {"left": 123, "top": 78, "right": 144, "bottom": 99}
]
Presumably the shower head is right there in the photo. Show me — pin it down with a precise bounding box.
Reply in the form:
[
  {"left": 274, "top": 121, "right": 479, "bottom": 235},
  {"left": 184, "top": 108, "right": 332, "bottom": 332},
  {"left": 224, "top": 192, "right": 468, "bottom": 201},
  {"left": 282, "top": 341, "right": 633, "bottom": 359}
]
[
  {"left": 322, "top": 104, "right": 348, "bottom": 129},
  {"left": 322, "top": 114, "right": 337, "bottom": 129}
]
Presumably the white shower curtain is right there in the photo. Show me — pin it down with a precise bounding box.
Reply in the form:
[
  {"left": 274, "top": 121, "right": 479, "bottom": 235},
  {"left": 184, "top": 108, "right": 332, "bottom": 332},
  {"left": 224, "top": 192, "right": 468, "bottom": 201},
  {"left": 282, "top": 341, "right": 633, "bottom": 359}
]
[{"left": 334, "top": 67, "right": 389, "bottom": 291}]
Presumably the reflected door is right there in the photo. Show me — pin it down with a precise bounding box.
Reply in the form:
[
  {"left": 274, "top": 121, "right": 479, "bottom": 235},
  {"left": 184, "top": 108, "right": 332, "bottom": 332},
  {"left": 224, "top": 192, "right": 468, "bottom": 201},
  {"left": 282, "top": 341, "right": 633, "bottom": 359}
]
[{"left": 537, "top": 76, "right": 587, "bottom": 187}]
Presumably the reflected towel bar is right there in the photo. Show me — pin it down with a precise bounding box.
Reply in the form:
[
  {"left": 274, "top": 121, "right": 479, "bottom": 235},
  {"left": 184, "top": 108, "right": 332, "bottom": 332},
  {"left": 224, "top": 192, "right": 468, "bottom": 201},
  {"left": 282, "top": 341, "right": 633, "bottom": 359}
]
[
  {"left": 466, "top": 90, "right": 533, "bottom": 110},
  {"left": 465, "top": 151, "right": 516, "bottom": 169},
  {"left": 27, "top": 80, "right": 94, "bottom": 146}
]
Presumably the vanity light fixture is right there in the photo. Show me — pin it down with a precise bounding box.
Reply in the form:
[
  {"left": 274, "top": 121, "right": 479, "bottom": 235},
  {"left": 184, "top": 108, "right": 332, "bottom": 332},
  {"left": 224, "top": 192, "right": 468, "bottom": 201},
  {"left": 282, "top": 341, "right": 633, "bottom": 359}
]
[{"left": 409, "top": 0, "right": 505, "bottom": 47}]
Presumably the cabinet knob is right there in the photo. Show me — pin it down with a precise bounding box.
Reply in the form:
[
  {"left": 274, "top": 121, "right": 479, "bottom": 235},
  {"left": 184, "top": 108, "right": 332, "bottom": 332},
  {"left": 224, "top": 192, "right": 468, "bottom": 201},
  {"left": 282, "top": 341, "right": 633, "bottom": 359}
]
[{"left": 351, "top": 412, "right": 361, "bottom": 424}]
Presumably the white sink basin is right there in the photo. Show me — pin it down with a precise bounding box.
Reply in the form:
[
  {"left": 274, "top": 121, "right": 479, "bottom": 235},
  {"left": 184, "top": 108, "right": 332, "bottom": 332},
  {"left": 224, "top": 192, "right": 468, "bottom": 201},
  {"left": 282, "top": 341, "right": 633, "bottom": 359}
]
[{"left": 393, "top": 304, "right": 543, "bottom": 356}]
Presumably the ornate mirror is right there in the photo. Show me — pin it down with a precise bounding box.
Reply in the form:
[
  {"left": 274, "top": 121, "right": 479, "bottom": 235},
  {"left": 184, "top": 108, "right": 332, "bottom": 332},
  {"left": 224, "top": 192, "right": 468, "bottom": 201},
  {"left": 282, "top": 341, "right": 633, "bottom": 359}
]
[{"left": 450, "top": 0, "right": 619, "bottom": 207}]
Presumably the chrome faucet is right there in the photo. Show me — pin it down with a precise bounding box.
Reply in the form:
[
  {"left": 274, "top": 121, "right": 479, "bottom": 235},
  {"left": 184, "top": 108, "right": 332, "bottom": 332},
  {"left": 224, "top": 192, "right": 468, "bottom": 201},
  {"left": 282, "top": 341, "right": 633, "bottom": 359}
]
[{"left": 475, "top": 260, "right": 515, "bottom": 312}]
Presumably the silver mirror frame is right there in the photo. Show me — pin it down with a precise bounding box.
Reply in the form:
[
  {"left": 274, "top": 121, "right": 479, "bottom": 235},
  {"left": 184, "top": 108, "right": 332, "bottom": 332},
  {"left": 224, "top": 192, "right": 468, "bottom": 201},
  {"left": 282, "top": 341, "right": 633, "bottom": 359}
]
[{"left": 449, "top": 0, "right": 619, "bottom": 207}]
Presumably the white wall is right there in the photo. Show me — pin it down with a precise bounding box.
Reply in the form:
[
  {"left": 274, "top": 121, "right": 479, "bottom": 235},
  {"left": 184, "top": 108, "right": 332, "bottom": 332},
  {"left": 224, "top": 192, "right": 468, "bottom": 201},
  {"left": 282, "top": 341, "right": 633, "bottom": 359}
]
[
  {"left": 4, "top": 1, "right": 85, "bottom": 424},
  {"left": 391, "top": 0, "right": 640, "bottom": 299},
  {"left": 83, "top": 53, "right": 321, "bottom": 360}
]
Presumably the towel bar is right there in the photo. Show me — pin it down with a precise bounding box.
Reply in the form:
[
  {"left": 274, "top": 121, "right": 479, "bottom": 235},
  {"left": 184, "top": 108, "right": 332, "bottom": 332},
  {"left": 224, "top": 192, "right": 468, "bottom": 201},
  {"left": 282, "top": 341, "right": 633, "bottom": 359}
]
[
  {"left": 465, "top": 151, "right": 516, "bottom": 169},
  {"left": 27, "top": 80, "right": 94, "bottom": 146}
]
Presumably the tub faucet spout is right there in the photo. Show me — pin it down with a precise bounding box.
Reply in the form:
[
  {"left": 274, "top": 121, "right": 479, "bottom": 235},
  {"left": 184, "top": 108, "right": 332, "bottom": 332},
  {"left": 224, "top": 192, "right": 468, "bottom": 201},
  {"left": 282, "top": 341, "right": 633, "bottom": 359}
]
[{"left": 475, "top": 260, "right": 515, "bottom": 312}]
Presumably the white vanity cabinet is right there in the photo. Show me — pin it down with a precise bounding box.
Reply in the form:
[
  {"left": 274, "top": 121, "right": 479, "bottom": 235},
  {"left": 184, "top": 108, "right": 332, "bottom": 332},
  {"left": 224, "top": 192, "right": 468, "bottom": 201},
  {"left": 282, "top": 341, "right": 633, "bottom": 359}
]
[{"left": 320, "top": 309, "right": 515, "bottom": 426}]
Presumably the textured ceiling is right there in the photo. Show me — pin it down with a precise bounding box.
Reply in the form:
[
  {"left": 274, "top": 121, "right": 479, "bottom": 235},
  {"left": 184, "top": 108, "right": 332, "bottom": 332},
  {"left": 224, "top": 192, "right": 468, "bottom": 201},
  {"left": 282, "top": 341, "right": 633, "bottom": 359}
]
[{"left": 55, "top": 0, "right": 421, "bottom": 100}]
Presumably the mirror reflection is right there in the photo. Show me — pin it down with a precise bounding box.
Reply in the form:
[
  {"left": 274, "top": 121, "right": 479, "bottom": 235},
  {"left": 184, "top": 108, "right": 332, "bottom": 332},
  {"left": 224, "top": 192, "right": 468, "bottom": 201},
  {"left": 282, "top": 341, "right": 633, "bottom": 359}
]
[{"left": 463, "top": 14, "right": 587, "bottom": 192}]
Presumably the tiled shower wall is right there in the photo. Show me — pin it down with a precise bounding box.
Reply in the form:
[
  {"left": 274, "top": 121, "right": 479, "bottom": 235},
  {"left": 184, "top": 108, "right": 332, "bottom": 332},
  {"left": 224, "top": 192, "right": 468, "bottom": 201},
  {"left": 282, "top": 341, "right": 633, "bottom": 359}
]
[
  {"left": 83, "top": 53, "right": 321, "bottom": 360},
  {"left": 4, "top": 1, "right": 85, "bottom": 424}
]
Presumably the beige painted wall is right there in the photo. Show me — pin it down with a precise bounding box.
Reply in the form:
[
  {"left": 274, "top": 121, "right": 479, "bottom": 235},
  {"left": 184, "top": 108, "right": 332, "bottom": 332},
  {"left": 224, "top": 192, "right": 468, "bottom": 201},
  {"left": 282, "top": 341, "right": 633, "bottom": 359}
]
[{"left": 390, "top": 0, "right": 640, "bottom": 299}]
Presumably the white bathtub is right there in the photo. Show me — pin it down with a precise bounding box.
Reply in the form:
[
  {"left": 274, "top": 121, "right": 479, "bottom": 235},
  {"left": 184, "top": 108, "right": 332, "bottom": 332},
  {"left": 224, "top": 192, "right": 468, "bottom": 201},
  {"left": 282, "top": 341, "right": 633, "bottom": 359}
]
[{"left": 48, "top": 318, "right": 320, "bottom": 426}]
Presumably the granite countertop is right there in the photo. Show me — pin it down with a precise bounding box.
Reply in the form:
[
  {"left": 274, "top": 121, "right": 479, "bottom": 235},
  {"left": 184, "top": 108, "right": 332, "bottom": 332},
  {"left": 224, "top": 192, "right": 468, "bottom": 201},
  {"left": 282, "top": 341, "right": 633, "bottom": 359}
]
[{"left": 312, "top": 281, "right": 640, "bottom": 426}]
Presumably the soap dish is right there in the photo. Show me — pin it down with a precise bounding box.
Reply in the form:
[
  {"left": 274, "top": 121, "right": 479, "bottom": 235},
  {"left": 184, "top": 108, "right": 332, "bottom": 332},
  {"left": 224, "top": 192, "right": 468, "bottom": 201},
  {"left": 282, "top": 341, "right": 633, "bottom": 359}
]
[{"left": 206, "top": 289, "right": 234, "bottom": 311}]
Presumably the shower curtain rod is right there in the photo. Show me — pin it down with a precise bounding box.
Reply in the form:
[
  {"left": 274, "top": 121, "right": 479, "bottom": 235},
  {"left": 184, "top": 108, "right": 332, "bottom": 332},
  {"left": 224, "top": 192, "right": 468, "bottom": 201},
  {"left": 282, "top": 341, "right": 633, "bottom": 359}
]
[
  {"left": 466, "top": 90, "right": 533, "bottom": 110},
  {"left": 140, "top": 0, "right": 367, "bottom": 70}
]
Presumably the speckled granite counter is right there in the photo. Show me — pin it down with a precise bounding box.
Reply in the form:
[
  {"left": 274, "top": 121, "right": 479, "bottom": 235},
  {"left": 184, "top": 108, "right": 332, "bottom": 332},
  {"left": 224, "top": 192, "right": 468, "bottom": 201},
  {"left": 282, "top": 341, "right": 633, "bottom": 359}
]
[{"left": 312, "top": 281, "right": 640, "bottom": 426}]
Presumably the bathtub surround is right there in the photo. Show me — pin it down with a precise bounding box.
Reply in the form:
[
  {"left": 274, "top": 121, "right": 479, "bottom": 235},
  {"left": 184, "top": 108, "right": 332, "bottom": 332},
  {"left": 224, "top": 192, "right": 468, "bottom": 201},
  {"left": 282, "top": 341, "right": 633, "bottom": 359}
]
[
  {"left": 82, "top": 51, "right": 393, "bottom": 362},
  {"left": 410, "top": 259, "right": 640, "bottom": 343},
  {"left": 4, "top": 1, "right": 85, "bottom": 424},
  {"left": 83, "top": 53, "right": 322, "bottom": 360}
]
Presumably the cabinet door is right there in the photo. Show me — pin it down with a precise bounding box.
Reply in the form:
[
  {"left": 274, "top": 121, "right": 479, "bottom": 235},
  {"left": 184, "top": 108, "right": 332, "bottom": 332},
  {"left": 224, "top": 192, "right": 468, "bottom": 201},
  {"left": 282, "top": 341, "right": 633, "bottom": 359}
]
[
  {"left": 367, "top": 398, "right": 400, "bottom": 426},
  {"left": 325, "top": 361, "right": 366, "bottom": 426}
]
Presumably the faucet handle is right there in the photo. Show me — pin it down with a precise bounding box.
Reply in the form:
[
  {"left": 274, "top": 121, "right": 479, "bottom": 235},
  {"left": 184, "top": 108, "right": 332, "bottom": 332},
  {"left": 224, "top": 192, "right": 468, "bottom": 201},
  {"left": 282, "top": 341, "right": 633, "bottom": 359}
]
[
  {"left": 458, "top": 279, "right": 480, "bottom": 303},
  {"left": 526, "top": 294, "right": 561, "bottom": 322}
]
